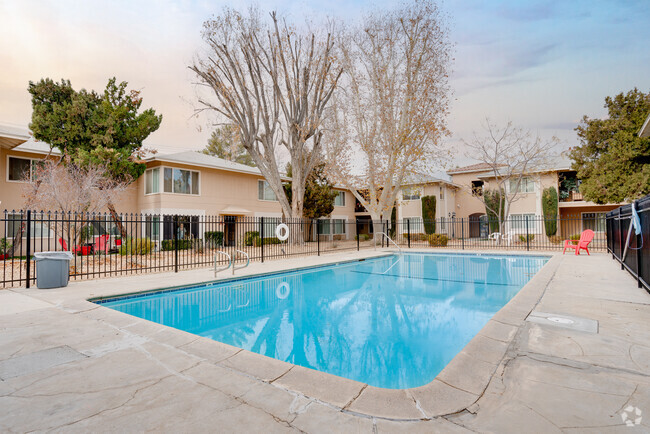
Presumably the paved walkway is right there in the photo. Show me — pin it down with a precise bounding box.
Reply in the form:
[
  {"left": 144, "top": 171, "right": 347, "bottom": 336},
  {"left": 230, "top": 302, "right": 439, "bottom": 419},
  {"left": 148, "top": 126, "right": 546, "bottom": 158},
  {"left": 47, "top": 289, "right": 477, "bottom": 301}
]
[{"left": 0, "top": 251, "right": 648, "bottom": 432}]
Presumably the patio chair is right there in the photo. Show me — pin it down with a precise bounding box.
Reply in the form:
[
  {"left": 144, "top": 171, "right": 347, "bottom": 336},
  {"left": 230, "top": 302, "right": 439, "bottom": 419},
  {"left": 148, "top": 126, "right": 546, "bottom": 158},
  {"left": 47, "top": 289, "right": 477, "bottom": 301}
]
[
  {"left": 93, "top": 234, "right": 110, "bottom": 254},
  {"left": 563, "top": 229, "right": 595, "bottom": 255},
  {"left": 489, "top": 232, "right": 513, "bottom": 245}
]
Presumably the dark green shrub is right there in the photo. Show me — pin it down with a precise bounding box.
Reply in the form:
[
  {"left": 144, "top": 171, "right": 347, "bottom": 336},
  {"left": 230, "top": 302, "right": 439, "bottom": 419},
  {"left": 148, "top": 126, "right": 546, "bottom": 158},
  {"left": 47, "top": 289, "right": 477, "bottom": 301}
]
[
  {"left": 119, "top": 238, "right": 155, "bottom": 255},
  {"left": 244, "top": 231, "right": 260, "bottom": 246},
  {"left": 161, "top": 239, "right": 195, "bottom": 251},
  {"left": 205, "top": 231, "right": 224, "bottom": 247},
  {"left": 355, "top": 234, "right": 371, "bottom": 241},
  {"left": 518, "top": 234, "right": 535, "bottom": 243},
  {"left": 256, "top": 236, "right": 281, "bottom": 246},
  {"left": 570, "top": 234, "right": 581, "bottom": 241},
  {"left": 389, "top": 206, "right": 397, "bottom": 238},
  {"left": 428, "top": 234, "right": 448, "bottom": 247},
  {"left": 542, "top": 187, "right": 558, "bottom": 236},
  {"left": 421, "top": 196, "right": 436, "bottom": 234},
  {"left": 0, "top": 237, "right": 11, "bottom": 253}
]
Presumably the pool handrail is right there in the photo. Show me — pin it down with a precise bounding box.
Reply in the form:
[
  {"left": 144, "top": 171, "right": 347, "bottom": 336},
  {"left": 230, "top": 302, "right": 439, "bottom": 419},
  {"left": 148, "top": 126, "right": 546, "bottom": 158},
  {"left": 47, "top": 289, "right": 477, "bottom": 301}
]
[
  {"left": 214, "top": 251, "right": 232, "bottom": 277},
  {"left": 375, "top": 232, "right": 402, "bottom": 253},
  {"left": 233, "top": 250, "right": 250, "bottom": 275}
]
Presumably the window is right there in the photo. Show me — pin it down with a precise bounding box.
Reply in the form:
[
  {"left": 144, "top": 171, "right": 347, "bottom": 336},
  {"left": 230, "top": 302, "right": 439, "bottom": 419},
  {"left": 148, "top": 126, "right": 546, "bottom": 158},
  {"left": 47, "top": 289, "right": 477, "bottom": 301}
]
[
  {"left": 582, "top": 212, "right": 606, "bottom": 232},
  {"left": 318, "top": 219, "right": 331, "bottom": 235},
  {"left": 404, "top": 216, "right": 423, "bottom": 233},
  {"left": 333, "top": 219, "right": 346, "bottom": 235},
  {"left": 334, "top": 191, "right": 346, "bottom": 207},
  {"left": 7, "top": 213, "right": 51, "bottom": 238},
  {"left": 509, "top": 177, "right": 535, "bottom": 193},
  {"left": 509, "top": 213, "right": 536, "bottom": 232},
  {"left": 8, "top": 157, "right": 38, "bottom": 182},
  {"left": 261, "top": 217, "right": 281, "bottom": 238},
  {"left": 145, "top": 168, "right": 160, "bottom": 194},
  {"left": 145, "top": 216, "right": 161, "bottom": 241},
  {"left": 439, "top": 186, "right": 444, "bottom": 200},
  {"left": 471, "top": 180, "right": 484, "bottom": 196},
  {"left": 402, "top": 187, "right": 421, "bottom": 201},
  {"left": 258, "top": 180, "right": 278, "bottom": 201},
  {"left": 163, "top": 168, "right": 199, "bottom": 195}
]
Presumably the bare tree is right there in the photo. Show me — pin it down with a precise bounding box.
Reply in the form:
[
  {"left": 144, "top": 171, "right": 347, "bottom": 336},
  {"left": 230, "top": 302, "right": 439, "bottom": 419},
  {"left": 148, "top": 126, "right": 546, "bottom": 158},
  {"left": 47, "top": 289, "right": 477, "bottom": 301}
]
[
  {"left": 462, "top": 120, "right": 559, "bottom": 237},
  {"left": 325, "top": 0, "right": 452, "bottom": 238},
  {"left": 191, "top": 8, "right": 342, "bottom": 226},
  {"left": 23, "top": 158, "right": 128, "bottom": 245}
]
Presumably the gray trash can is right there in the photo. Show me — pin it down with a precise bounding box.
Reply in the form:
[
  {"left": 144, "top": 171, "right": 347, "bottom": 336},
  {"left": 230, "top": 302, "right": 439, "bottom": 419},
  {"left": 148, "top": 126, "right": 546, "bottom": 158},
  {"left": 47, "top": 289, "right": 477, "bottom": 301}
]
[{"left": 34, "top": 252, "right": 74, "bottom": 289}]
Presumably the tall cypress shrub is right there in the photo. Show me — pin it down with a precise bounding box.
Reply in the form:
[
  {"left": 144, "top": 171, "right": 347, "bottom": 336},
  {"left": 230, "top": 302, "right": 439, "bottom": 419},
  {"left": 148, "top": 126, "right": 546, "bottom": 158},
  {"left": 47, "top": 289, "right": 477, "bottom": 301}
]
[
  {"left": 389, "top": 205, "right": 397, "bottom": 238},
  {"left": 484, "top": 189, "right": 505, "bottom": 233},
  {"left": 542, "top": 186, "right": 558, "bottom": 236},
  {"left": 421, "top": 195, "right": 437, "bottom": 234}
]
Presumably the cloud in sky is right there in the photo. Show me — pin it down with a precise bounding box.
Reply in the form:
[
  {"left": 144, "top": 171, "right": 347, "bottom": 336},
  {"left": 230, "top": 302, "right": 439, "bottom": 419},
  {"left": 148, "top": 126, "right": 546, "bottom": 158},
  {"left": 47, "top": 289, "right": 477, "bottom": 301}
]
[{"left": 1, "top": 0, "right": 649, "bottom": 168}]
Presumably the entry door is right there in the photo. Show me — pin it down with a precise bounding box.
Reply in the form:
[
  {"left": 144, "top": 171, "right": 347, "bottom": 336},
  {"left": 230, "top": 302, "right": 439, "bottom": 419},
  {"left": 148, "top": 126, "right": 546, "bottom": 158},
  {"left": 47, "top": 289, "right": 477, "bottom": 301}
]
[{"left": 224, "top": 216, "right": 237, "bottom": 246}]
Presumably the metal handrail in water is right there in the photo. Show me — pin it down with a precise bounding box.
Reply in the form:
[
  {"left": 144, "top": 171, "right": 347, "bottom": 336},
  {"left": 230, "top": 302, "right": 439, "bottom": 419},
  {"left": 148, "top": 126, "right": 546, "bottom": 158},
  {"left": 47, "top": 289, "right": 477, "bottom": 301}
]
[
  {"left": 214, "top": 251, "right": 232, "bottom": 277},
  {"left": 374, "top": 232, "right": 403, "bottom": 253},
  {"left": 233, "top": 250, "right": 250, "bottom": 275}
]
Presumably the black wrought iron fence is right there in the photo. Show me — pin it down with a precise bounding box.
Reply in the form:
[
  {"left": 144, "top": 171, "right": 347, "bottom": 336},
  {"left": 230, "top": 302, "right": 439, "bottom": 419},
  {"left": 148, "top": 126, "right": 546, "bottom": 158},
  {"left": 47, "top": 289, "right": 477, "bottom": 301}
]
[
  {"left": 606, "top": 195, "right": 649, "bottom": 292},
  {"left": 1, "top": 210, "right": 608, "bottom": 288}
]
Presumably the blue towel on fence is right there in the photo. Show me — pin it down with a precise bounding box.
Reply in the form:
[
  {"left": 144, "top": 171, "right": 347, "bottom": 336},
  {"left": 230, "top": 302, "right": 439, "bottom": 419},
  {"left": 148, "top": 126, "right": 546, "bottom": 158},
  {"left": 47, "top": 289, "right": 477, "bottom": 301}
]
[{"left": 632, "top": 201, "right": 642, "bottom": 236}]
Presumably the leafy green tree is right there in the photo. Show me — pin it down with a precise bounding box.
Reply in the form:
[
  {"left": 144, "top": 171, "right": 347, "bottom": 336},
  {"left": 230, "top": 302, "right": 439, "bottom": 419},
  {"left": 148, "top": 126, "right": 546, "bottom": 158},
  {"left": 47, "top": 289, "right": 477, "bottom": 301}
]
[
  {"left": 284, "top": 163, "right": 338, "bottom": 220},
  {"left": 571, "top": 88, "right": 650, "bottom": 203},
  {"left": 202, "top": 125, "right": 255, "bottom": 167},
  {"left": 541, "top": 186, "right": 558, "bottom": 236},
  {"left": 421, "top": 195, "right": 437, "bottom": 234},
  {"left": 28, "top": 78, "right": 162, "bottom": 236}
]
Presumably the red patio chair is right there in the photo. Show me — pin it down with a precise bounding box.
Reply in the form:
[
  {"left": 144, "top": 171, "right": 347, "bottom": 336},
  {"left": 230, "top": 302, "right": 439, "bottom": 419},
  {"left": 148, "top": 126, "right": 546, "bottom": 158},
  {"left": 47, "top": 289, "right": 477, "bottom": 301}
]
[
  {"left": 563, "top": 230, "right": 595, "bottom": 255},
  {"left": 93, "top": 234, "right": 110, "bottom": 254}
]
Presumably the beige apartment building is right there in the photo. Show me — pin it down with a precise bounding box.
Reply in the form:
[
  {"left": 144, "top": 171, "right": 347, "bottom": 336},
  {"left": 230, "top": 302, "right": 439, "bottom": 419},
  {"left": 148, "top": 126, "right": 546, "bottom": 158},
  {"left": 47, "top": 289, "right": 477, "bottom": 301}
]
[
  {"left": 394, "top": 176, "right": 458, "bottom": 236},
  {"left": 0, "top": 126, "right": 357, "bottom": 248},
  {"left": 447, "top": 161, "right": 621, "bottom": 238},
  {"left": 1, "top": 123, "right": 626, "bottom": 247}
]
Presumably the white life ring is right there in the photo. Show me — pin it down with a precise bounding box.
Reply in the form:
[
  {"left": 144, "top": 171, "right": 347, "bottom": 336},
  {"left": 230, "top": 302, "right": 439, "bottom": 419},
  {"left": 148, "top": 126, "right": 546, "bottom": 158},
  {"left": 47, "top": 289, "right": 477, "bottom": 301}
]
[
  {"left": 276, "top": 282, "right": 290, "bottom": 299},
  {"left": 275, "top": 223, "right": 289, "bottom": 241}
]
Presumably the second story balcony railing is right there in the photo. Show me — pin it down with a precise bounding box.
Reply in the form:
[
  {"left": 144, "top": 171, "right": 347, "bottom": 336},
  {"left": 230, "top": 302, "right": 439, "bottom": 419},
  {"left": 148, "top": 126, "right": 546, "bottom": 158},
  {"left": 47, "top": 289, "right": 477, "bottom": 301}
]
[{"left": 560, "top": 190, "right": 584, "bottom": 202}]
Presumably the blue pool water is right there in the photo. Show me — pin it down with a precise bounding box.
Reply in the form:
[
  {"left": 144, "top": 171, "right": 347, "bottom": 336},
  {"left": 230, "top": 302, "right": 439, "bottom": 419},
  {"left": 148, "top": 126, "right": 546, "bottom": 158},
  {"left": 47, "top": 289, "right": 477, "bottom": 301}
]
[{"left": 99, "top": 253, "right": 548, "bottom": 389}]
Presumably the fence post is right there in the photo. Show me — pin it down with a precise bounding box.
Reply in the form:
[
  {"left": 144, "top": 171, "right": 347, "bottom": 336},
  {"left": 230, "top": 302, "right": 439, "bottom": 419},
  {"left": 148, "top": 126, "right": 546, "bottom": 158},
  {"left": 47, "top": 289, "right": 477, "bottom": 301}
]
[
  {"left": 618, "top": 208, "right": 623, "bottom": 270},
  {"left": 407, "top": 219, "right": 411, "bottom": 248},
  {"left": 356, "top": 219, "right": 360, "bottom": 251},
  {"left": 260, "top": 217, "right": 264, "bottom": 262},
  {"left": 317, "top": 219, "right": 320, "bottom": 256},
  {"left": 25, "top": 210, "right": 31, "bottom": 288},
  {"left": 526, "top": 215, "right": 530, "bottom": 251},
  {"left": 174, "top": 214, "right": 179, "bottom": 273},
  {"left": 461, "top": 218, "right": 464, "bottom": 250}
]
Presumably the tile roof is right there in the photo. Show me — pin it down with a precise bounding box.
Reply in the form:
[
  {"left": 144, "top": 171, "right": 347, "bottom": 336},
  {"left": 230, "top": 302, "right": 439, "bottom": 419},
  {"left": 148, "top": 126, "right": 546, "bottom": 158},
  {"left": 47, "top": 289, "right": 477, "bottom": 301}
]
[{"left": 446, "top": 163, "right": 500, "bottom": 174}]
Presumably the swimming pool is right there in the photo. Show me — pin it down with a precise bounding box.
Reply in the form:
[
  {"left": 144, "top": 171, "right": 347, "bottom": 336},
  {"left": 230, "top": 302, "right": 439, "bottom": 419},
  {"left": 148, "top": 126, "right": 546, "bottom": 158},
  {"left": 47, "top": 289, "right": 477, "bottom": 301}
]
[{"left": 97, "top": 252, "right": 548, "bottom": 389}]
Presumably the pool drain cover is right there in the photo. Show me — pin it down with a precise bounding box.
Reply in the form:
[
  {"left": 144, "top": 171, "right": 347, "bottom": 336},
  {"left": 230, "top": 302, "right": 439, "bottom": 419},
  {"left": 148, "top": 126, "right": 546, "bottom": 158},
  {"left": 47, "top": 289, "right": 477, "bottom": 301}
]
[
  {"left": 547, "top": 317, "right": 574, "bottom": 324},
  {"left": 526, "top": 311, "right": 598, "bottom": 333}
]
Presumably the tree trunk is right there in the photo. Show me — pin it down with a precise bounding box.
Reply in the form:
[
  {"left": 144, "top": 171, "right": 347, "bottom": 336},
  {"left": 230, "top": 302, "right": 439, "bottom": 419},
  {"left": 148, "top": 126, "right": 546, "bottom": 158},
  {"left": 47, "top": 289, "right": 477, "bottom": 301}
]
[
  {"left": 6, "top": 222, "right": 24, "bottom": 257},
  {"left": 107, "top": 202, "right": 127, "bottom": 239}
]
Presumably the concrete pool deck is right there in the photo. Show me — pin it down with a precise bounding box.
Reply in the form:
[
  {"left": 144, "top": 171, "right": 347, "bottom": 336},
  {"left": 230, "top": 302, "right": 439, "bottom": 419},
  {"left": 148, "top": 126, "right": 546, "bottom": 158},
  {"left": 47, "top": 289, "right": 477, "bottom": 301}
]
[{"left": 0, "top": 250, "right": 649, "bottom": 432}]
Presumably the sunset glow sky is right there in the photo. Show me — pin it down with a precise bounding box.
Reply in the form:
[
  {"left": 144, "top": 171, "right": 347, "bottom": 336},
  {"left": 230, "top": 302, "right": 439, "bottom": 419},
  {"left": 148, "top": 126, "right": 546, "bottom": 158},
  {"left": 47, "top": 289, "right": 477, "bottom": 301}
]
[{"left": 1, "top": 0, "right": 648, "bottom": 168}]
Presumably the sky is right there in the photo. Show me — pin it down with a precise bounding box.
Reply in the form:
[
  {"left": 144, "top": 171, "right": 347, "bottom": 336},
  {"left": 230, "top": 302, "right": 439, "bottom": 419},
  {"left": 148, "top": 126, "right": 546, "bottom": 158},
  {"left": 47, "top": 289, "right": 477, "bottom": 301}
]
[{"left": 1, "top": 0, "right": 649, "bottom": 170}]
